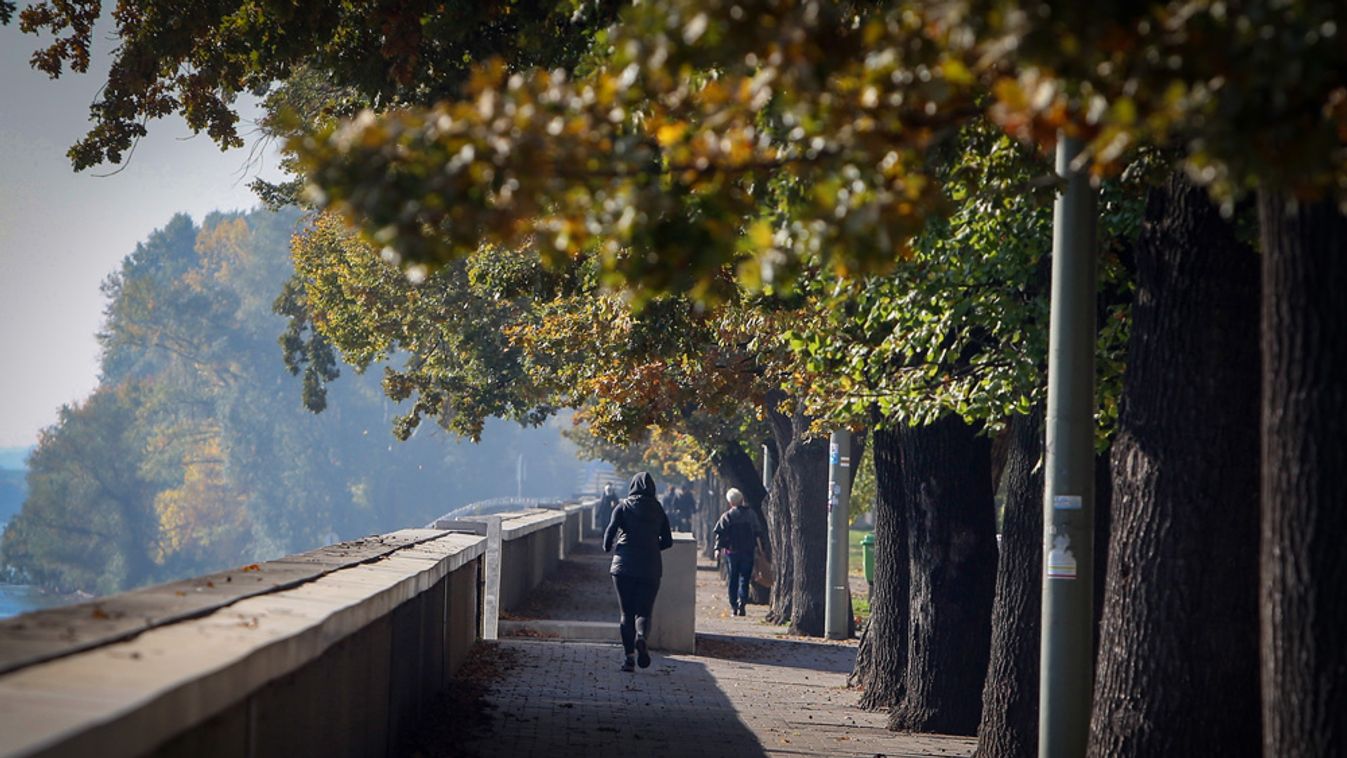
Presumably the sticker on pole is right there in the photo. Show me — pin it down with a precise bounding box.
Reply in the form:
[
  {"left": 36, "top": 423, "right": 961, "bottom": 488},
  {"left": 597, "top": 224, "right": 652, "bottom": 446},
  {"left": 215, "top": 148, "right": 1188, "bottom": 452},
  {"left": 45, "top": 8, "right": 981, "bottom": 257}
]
[
  {"left": 839, "top": 456, "right": 851, "bottom": 468},
  {"left": 1053, "top": 495, "right": 1083, "bottom": 510},
  {"left": 829, "top": 442, "right": 840, "bottom": 465},
  {"left": 1046, "top": 533, "right": 1078, "bottom": 580}
]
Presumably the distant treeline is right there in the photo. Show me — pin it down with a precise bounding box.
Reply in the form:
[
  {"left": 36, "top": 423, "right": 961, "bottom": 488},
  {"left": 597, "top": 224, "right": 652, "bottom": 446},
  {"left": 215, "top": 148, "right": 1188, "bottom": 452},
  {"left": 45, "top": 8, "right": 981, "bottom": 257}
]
[
  {"left": 0, "top": 469, "right": 24, "bottom": 526},
  {"left": 0, "top": 209, "right": 585, "bottom": 596}
]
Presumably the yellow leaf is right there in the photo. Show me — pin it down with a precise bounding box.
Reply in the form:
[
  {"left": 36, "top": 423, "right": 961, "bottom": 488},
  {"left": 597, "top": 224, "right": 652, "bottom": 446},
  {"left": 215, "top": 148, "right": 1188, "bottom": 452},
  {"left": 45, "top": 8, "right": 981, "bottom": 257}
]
[
  {"left": 656, "top": 121, "right": 689, "bottom": 147},
  {"left": 941, "top": 58, "right": 974, "bottom": 87}
]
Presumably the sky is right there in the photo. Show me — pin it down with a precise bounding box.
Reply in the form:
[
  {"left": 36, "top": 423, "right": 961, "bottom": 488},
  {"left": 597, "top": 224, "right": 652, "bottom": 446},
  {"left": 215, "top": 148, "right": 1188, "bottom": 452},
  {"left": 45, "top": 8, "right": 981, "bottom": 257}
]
[{"left": 0, "top": 23, "right": 285, "bottom": 448}]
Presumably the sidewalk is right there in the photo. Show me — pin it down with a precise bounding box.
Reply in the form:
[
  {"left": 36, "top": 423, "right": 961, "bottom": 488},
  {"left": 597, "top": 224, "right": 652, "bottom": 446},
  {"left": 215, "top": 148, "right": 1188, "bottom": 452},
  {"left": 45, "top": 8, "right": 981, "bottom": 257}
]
[{"left": 407, "top": 539, "right": 976, "bottom": 758}]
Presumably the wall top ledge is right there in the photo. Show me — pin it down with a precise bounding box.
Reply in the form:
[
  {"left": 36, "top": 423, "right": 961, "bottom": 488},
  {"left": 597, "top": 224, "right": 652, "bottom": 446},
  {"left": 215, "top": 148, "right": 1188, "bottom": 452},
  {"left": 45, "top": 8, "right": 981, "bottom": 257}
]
[
  {"left": 0, "top": 531, "right": 486, "bottom": 758},
  {"left": 0, "top": 528, "right": 469, "bottom": 678}
]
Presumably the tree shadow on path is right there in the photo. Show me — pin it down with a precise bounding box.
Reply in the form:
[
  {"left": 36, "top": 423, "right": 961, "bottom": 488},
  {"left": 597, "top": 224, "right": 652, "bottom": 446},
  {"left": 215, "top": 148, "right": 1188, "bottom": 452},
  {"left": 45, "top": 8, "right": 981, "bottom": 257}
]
[{"left": 418, "top": 639, "right": 769, "bottom": 758}]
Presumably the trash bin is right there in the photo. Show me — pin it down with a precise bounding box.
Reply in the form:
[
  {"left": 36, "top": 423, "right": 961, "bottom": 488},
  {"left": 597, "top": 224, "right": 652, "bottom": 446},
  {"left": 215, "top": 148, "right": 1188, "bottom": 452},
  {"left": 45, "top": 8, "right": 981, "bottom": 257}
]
[{"left": 861, "top": 532, "right": 875, "bottom": 585}]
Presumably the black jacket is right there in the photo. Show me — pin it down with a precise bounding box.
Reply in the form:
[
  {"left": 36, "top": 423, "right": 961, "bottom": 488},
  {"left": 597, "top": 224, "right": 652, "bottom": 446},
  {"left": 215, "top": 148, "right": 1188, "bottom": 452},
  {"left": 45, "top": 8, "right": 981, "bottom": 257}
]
[
  {"left": 604, "top": 472, "right": 674, "bottom": 579},
  {"left": 713, "top": 505, "right": 766, "bottom": 555}
]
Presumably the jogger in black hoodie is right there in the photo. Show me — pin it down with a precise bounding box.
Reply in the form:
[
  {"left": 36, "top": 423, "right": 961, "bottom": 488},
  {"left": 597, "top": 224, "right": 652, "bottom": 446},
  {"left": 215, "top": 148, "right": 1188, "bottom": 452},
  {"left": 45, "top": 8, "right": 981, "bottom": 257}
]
[{"left": 603, "top": 472, "right": 674, "bottom": 672}]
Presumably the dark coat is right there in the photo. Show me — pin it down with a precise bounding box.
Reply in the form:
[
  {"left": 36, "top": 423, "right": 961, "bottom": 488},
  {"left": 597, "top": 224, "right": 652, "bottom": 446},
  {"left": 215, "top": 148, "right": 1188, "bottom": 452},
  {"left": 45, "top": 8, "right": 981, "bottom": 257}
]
[
  {"left": 713, "top": 505, "right": 766, "bottom": 555},
  {"left": 604, "top": 472, "right": 674, "bottom": 579}
]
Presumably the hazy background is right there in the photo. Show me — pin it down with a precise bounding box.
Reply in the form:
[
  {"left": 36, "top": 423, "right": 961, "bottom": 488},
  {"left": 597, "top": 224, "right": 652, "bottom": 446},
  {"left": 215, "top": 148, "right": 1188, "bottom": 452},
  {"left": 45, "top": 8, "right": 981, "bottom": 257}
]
[
  {"left": 0, "top": 23, "right": 601, "bottom": 612},
  {"left": 1, "top": 22, "right": 285, "bottom": 450}
]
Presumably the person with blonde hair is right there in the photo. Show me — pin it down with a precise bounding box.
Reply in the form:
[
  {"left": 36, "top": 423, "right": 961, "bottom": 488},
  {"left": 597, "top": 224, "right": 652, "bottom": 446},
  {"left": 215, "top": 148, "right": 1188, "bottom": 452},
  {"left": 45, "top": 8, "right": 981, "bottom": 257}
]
[{"left": 712, "top": 487, "right": 766, "bottom": 616}]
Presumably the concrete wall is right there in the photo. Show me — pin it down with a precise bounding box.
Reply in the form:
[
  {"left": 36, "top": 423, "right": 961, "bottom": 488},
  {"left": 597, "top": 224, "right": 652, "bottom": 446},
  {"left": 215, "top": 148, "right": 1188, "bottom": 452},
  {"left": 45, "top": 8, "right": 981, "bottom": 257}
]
[
  {"left": 561, "top": 505, "right": 585, "bottom": 557},
  {"left": 497, "top": 530, "right": 697, "bottom": 654},
  {"left": 649, "top": 533, "right": 697, "bottom": 653},
  {"left": 499, "top": 525, "right": 560, "bottom": 611},
  {"left": 0, "top": 500, "right": 621, "bottom": 758},
  {"left": 435, "top": 509, "right": 567, "bottom": 615},
  {"left": 0, "top": 531, "right": 485, "bottom": 758}
]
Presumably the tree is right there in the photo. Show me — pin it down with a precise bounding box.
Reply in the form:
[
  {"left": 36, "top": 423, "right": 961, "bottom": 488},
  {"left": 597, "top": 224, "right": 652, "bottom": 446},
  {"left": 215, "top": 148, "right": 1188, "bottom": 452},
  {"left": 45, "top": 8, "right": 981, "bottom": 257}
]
[
  {"left": 1087, "top": 174, "right": 1262, "bottom": 755},
  {"left": 964, "top": 8, "right": 1347, "bottom": 752},
  {"left": 14, "top": 0, "right": 1347, "bottom": 749},
  {"left": 285, "top": 213, "right": 858, "bottom": 632},
  {"left": 2, "top": 208, "right": 592, "bottom": 593},
  {"left": 886, "top": 414, "right": 997, "bottom": 735},
  {"left": 13, "top": 0, "right": 621, "bottom": 172},
  {"left": 1256, "top": 192, "right": 1347, "bottom": 758},
  {"left": 1, "top": 384, "right": 163, "bottom": 594},
  {"left": 975, "top": 407, "right": 1044, "bottom": 757},
  {"left": 850, "top": 425, "right": 910, "bottom": 711},
  {"left": 795, "top": 123, "right": 1134, "bottom": 740}
]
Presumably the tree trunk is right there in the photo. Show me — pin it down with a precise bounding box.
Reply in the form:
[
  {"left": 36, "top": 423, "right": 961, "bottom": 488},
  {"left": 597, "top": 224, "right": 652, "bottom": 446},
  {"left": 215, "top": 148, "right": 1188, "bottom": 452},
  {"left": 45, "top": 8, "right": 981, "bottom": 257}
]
[
  {"left": 696, "top": 470, "right": 724, "bottom": 559},
  {"left": 1091, "top": 447, "right": 1113, "bottom": 645},
  {"left": 1088, "top": 175, "right": 1261, "bottom": 756},
  {"left": 975, "top": 408, "right": 1044, "bottom": 758},
  {"left": 787, "top": 413, "right": 830, "bottom": 637},
  {"left": 764, "top": 401, "right": 795, "bottom": 624},
  {"left": 1257, "top": 191, "right": 1347, "bottom": 758},
  {"left": 852, "top": 424, "right": 910, "bottom": 710},
  {"left": 711, "top": 439, "right": 767, "bottom": 512},
  {"left": 889, "top": 414, "right": 998, "bottom": 735},
  {"left": 846, "top": 429, "right": 866, "bottom": 638}
]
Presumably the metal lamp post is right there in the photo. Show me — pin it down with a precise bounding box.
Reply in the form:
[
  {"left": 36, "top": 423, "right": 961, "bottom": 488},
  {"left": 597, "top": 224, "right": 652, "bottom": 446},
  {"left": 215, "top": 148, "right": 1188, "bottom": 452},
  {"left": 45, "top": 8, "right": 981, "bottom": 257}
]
[{"left": 1038, "top": 135, "right": 1099, "bottom": 757}]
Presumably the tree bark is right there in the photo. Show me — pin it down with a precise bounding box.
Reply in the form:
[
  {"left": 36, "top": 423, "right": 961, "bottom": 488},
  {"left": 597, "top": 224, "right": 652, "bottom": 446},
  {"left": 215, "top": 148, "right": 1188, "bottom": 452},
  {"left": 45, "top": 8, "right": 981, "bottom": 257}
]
[
  {"left": 1088, "top": 175, "right": 1261, "bottom": 756},
  {"left": 845, "top": 430, "right": 866, "bottom": 638},
  {"left": 852, "top": 424, "right": 910, "bottom": 710},
  {"left": 786, "top": 413, "right": 830, "bottom": 637},
  {"left": 1091, "top": 447, "right": 1113, "bottom": 645},
  {"left": 709, "top": 440, "right": 773, "bottom": 602},
  {"left": 711, "top": 439, "right": 767, "bottom": 512},
  {"left": 1257, "top": 191, "right": 1347, "bottom": 758},
  {"left": 699, "top": 468, "right": 731, "bottom": 559},
  {"left": 889, "top": 414, "right": 998, "bottom": 735},
  {"left": 975, "top": 408, "right": 1044, "bottom": 758},
  {"left": 764, "top": 399, "right": 796, "bottom": 623}
]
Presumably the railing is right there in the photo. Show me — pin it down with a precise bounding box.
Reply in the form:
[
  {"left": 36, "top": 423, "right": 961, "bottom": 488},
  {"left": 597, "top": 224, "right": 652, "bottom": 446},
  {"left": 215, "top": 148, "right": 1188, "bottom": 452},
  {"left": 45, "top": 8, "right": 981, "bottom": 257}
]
[{"left": 0, "top": 497, "right": 701, "bottom": 757}]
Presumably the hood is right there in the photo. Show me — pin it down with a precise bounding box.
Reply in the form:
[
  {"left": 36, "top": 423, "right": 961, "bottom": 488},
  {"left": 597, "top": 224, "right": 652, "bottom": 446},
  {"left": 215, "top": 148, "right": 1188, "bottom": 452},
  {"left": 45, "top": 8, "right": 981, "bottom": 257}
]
[{"left": 628, "top": 471, "right": 657, "bottom": 499}]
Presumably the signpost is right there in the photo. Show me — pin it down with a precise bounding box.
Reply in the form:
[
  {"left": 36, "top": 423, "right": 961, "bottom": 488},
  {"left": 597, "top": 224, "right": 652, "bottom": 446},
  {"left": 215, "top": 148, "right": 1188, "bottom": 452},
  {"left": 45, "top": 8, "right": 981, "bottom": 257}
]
[{"left": 824, "top": 430, "right": 852, "bottom": 640}]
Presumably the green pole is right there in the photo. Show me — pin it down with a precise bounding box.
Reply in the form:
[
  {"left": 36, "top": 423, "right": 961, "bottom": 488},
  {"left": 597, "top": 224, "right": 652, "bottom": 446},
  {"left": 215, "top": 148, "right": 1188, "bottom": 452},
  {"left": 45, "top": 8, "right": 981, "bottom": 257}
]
[
  {"left": 1038, "top": 135, "right": 1098, "bottom": 757},
  {"left": 825, "top": 430, "right": 852, "bottom": 639}
]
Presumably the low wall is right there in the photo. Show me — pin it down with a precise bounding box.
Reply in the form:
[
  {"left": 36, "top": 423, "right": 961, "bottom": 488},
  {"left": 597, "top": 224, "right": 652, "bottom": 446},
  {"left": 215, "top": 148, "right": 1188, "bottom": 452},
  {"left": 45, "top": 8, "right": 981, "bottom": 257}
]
[
  {"left": 648, "top": 533, "right": 698, "bottom": 653},
  {"left": 496, "top": 531, "right": 697, "bottom": 654},
  {"left": 561, "top": 504, "right": 586, "bottom": 557},
  {"left": 432, "top": 508, "right": 571, "bottom": 615},
  {"left": 575, "top": 499, "right": 599, "bottom": 540},
  {"left": 0, "top": 530, "right": 486, "bottom": 758},
  {"left": 499, "top": 515, "right": 562, "bottom": 611}
]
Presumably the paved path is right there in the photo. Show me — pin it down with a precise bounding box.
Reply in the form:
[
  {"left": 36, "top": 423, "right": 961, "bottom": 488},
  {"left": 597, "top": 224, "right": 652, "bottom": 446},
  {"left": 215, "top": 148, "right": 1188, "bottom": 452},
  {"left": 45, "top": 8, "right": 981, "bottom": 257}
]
[{"left": 408, "top": 539, "right": 975, "bottom": 758}]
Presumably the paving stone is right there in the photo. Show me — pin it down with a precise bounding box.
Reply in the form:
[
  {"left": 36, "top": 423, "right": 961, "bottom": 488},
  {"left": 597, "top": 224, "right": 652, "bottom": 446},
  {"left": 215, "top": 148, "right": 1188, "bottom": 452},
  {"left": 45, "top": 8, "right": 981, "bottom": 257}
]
[{"left": 416, "top": 538, "right": 976, "bottom": 758}]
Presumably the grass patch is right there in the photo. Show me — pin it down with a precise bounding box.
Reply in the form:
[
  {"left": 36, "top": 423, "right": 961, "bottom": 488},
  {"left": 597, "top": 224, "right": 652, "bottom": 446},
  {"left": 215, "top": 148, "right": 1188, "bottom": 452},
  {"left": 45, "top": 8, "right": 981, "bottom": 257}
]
[
  {"left": 848, "top": 527, "right": 872, "bottom": 576},
  {"left": 852, "top": 593, "right": 871, "bottom": 624}
]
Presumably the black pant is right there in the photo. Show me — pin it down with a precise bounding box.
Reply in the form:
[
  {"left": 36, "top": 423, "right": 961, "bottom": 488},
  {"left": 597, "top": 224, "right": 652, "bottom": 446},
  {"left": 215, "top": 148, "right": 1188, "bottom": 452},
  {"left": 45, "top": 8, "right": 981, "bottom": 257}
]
[
  {"left": 726, "top": 549, "right": 754, "bottom": 610},
  {"left": 612, "top": 574, "right": 660, "bottom": 655}
]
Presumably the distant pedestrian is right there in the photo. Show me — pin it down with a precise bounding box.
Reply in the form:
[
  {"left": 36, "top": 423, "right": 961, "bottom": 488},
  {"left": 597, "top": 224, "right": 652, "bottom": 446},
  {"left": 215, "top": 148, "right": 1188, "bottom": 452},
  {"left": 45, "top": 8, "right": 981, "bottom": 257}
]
[
  {"left": 713, "top": 488, "right": 766, "bottom": 616},
  {"left": 597, "top": 482, "right": 619, "bottom": 532},
  {"left": 673, "top": 485, "right": 697, "bottom": 532},
  {"left": 603, "top": 472, "right": 674, "bottom": 671}
]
